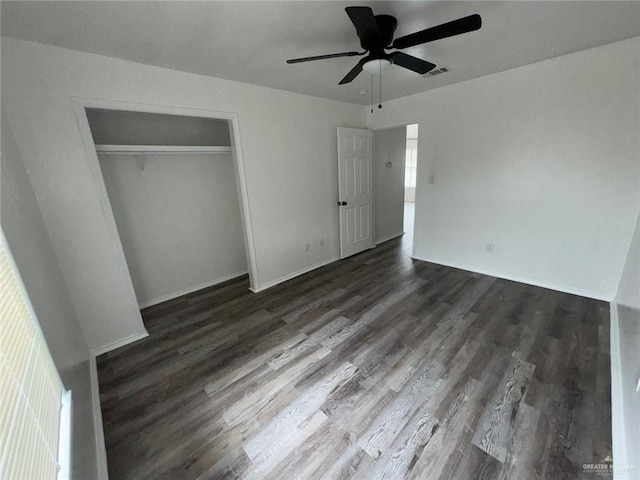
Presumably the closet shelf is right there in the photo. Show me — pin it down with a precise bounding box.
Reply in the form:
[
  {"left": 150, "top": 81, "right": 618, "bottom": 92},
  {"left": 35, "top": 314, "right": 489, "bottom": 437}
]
[{"left": 95, "top": 145, "right": 232, "bottom": 155}]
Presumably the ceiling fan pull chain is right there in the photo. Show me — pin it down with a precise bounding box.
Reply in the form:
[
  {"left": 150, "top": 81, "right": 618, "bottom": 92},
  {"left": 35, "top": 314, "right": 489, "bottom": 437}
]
[
  {"left": 370, "top": 74, "right": 374, "bottom": 113},
  {"left": 378, "top": 62, "right": 382, "bottom": 109}
]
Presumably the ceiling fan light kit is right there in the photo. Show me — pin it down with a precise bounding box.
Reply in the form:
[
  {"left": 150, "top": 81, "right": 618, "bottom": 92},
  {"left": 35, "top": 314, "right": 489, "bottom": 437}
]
[
  {"left": 286, "top": 6, "right": 482, "bottom": 108},
  {"left": 362, "top": 58, "right": 391, "bottom": 74}
]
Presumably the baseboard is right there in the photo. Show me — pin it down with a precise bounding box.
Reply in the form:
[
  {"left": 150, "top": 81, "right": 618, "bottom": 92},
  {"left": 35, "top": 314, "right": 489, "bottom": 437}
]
[
  {"left": 609, "top": 302, "right": 628, "bottom": 479},
  {"left": 89, "top": 356, "right": 109, "bottom": 480},
  {"left": 411, "top": 254, "right": 612, "bottom": 301},
  {"left": 610, "top": 302, "right": 640, "bottom": 479},
  {"left": 57, "top": 390, "right": 72, "bottom": 480},
  {"left": 138, "top": 270, "right": 248, "bottom": 309},
  {"left": 250, "top": 256, "right": 340, "bottom": 293},
  {"left": 90, "top": 331, "right": 149, "bottom": 357},
  {"left": 375, "top": 231, "right": 405, "bottom": 246}
]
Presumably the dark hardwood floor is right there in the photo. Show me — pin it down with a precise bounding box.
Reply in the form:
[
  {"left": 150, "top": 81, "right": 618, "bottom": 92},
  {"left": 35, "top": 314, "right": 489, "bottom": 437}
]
[{"left": 97, "top": 234, "right": 611, "bottom": 479}]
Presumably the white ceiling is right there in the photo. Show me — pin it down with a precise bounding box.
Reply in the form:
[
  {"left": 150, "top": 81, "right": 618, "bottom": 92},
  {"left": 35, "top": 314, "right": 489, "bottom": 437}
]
[{"left": 2, "top": 1, "right": 639, "bottom": 105}]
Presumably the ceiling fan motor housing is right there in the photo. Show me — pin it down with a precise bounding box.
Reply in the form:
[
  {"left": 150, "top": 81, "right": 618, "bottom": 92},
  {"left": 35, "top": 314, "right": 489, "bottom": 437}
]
[{"left": 360, "top": 15, "right": 397, "bottom": 51}]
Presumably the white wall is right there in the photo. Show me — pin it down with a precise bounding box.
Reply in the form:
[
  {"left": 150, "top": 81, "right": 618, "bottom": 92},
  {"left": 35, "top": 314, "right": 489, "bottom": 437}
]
[
  {"left": 1, "top": 110, "right": 89, "bottom": 370},
  {"left": 98, "top": 152, "right": 247, "bottom": 307},
  {"left": 368, "top": 37, "right": 640, "bottom": 300},
  {"left": 616, "top": 213, "right": 640, "bottom": 311},
  {"left": 612, "top": 212, "right": 640, "bottom": 478},
  {"left": 373, "top": 126, "right": 406, "bottom": 243},
  {"left": 1, "top": 37, "right": 365, "bottom": 353},
  {"left": 87, "top": 109, "right": 231, "bottom": 146},
  {"left": 1, "top": 109, "right": 99, "bottom": 480}
]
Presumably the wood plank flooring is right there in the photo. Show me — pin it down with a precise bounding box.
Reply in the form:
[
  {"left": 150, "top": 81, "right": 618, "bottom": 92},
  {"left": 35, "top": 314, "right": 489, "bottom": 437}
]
[{"left": 97, "top": 236, "right": 611, "bottom": 479}]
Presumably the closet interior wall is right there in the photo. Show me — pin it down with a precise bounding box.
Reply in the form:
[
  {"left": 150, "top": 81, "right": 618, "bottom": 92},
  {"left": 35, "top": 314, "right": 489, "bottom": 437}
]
[{"left": 89, "top": 109, "right": 248, "bottom": 308}]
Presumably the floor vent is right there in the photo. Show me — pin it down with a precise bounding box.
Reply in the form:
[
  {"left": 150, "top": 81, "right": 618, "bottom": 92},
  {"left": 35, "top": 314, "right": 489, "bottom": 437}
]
[{"left": 424, "top": 66, "right": 450, "bottom": 77}]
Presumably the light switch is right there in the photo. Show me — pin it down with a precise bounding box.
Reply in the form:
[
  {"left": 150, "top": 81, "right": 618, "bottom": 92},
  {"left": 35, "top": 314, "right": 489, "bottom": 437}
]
[{"left": 428, "top": 174, "right": 435, "bottom": 185}]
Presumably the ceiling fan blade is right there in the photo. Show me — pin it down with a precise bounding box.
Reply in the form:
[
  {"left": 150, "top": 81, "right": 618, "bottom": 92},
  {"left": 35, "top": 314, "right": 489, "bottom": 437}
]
[
  {"left": 286, "top": 51, "right": 363, "bottom": 64},
  {"left": 390, "top": 52, "right": 436, "bottom": 74},
  {"left": 345, "top": 6, "right": 380, "bottom": 42},
  {"left": 392, "top": 14, "right": 481, "bottom": 49},
  {"left": 339, "top": 59, "right": 365, "bottom": 85}
]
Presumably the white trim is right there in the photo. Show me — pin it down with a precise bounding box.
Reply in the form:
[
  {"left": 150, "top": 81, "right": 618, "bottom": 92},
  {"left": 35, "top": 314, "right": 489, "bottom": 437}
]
[
  {"left": 251, "top": 256, "right": 340, "bottom": 293},
  {"left": 89, "top": 356, "right": 109, "bottom": 480},
  {"left": 71, "top": 96, "right": 260, "bottom": 294},
  {"left": 138, "top": 270, "right": 248, "bottom": 309},
  {"left": 57, "top": 391, "right": 73, "bottom": 480},
  {"left": 95, "top": 145, "right": 232, "bottom": 155},
  {"left": 610, "top": 301, "right": 629, "bottom": 479},
  {"left": 410, "top": 254, "right": 612, "bottom": 301},
  {"left": 375, "top": 231, "right": 405, "bottom": 245},
  {"left": 90, "top": 332, "right": 149, "bottom": 357},
  {"left": 226, "top": 116, "right": 260, "bottom": 289},
  {"left": 369, "top": 120, "right": 423, "bottom": 132},
  {"left": 72, "top": 100, "right": 149, "bottom": 352}
]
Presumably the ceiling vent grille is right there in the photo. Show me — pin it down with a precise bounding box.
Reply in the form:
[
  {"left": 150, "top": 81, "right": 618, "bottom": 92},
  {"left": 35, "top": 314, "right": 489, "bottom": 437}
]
[{"left": 424, "top": 67, "right": 450, "bottom": 77}]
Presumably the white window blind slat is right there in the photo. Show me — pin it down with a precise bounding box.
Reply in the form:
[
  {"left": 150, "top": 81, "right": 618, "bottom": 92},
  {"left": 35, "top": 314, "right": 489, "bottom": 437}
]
[
  {"left": 0, "top": 230, "right": 66, "bottom": 480},
  {"left": 0, "top": 361, "right": 20, "bottom": 465}
]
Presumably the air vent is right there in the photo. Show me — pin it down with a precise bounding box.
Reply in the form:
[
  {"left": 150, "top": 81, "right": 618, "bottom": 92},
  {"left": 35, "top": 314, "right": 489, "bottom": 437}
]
[{"left": 424, "top": 67, "right": 450, "bottom": 78}]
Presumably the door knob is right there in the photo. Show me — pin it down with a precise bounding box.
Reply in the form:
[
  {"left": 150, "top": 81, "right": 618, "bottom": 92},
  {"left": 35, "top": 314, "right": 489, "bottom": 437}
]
[{"left": 338, "top": 201, "right": 347, "bottom": 206}]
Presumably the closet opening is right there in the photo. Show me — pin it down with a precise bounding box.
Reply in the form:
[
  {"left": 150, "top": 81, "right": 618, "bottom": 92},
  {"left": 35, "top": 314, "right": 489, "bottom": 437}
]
[{"left": 83, "top": 107, "right": 255, "bottom": 309}]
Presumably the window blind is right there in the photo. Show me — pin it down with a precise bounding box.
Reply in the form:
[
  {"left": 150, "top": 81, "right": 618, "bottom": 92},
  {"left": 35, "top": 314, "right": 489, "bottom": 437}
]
[{"left": 0, "top": 230, "right": 65, "bottom": 479}]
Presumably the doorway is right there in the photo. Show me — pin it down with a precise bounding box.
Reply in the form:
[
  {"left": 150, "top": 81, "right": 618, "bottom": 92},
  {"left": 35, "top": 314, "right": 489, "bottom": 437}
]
[
  {"left": 372, "top": 126, "right": 407, "bottom": 247},
  {"left": 403, "top": 124, "right": 419, "bottom": 248},
  {"left": 339, "top": 124, "right": 419, "bottom": 259},
  {"left": 371, "top": 123, "right": 418, "bottom": 254}
]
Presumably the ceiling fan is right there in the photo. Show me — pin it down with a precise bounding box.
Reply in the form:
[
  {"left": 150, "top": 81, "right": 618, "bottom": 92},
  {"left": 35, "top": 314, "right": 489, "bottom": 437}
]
[{"left": 286, "top": 6, "right": 482, "bottom": 85}]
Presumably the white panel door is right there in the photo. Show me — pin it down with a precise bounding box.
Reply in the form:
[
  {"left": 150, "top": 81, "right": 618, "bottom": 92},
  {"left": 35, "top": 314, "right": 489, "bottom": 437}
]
[{"left": 337, "top": 127, "right": 374, "bottom": 259}]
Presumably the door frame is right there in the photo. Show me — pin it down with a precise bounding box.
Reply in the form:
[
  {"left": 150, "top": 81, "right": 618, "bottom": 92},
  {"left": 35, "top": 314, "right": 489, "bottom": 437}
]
[{"left": 72, "top": 97, "right": 260, "bottom": 296}]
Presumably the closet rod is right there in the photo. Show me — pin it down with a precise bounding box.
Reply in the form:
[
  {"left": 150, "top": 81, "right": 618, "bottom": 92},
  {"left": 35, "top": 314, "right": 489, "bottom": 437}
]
[{"left": 95, "top": 145, "right": 232, "bottom": 155}]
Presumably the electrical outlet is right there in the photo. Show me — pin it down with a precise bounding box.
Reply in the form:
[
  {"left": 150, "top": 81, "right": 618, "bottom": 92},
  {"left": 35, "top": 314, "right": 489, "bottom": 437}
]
[
  {"left": 320, "top": 238, "right": 325, "bottom": 247},
  {"left": 428, "top": 174, "right": 435, "bottom": 185},
  {"left": 486, "top": 243, "right": 495, "bottom": 254},
  {"left": 305, "top": 243, "right": 310, "bottom": 252}
]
